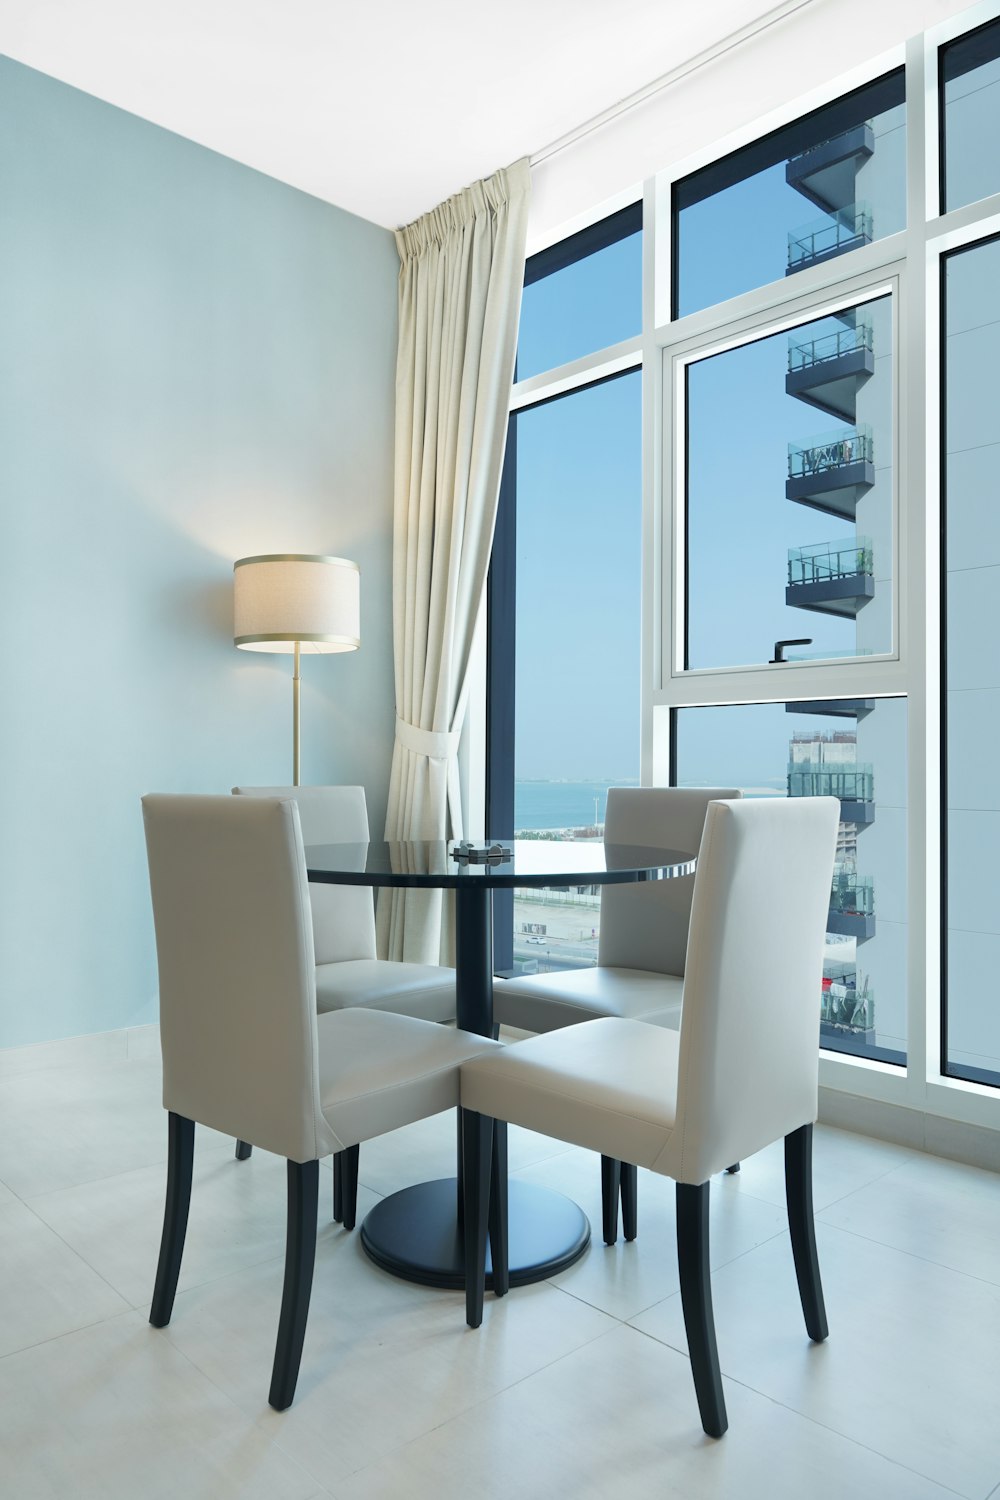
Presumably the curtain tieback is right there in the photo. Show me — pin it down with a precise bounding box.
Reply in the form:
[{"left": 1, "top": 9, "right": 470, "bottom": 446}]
[{"left": 394, "top": 715, "right": 460, "bottom": 761}]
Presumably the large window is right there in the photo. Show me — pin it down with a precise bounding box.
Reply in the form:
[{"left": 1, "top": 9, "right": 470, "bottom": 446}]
[
  {"left": 488, "top": 13, "right": 1000, "bottom": 1134},
  {"left": 508, "top": 373, "right": 642, "bottom": 978},
  {"left": 488, "top": 210, "right": 643, "bottom": 974},
  {"left": 943, "top": 234, "right": 1000, "bottom": 1088}
]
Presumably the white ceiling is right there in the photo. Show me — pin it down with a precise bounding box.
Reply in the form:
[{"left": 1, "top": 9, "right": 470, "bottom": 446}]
[{"left": 0, "top": 0, "right": 800, "bottom": 228}]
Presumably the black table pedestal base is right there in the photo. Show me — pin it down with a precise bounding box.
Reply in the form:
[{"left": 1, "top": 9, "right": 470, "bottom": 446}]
[{"left": 359, "top": 1177, "right": 591, "bottom": 1290}]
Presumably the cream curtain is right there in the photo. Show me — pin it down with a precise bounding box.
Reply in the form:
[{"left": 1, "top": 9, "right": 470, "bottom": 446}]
[{"left": 377, "top": 158, "right": 530, "bottom": 964}]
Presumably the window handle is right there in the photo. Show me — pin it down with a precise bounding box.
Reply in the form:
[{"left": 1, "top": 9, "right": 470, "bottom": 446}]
[{"left": 770, "top": 638, "right": 812, "bottom": 664}]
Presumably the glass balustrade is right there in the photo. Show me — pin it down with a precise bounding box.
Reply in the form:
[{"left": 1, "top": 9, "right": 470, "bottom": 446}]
[
  {"left": 787, "top": 204, "right": 873, "bottom": 271},
  {"left": 788, "top": 537, "right": 873, "bottom": 585},
  {"left": 787, "top": 320, "right": 874, "bottom": 373},
  {"left": 788, "top": 424, "right": 873, "bottom": 480}
]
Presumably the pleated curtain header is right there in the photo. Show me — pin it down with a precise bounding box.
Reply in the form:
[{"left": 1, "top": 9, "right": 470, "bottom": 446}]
[{"left": 395, "top": 158, "right": 531, "bottom": 263}]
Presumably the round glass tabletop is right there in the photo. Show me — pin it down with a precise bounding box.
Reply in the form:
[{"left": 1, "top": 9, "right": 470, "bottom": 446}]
[{"left": 304, "top": 837, "right": 696, "bottom": 889}]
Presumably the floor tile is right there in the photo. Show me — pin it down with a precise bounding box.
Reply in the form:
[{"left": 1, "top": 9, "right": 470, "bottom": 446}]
[
  {"left": 29, "top": 1145, "right": 380, "bottom": 1309},
  {"left": 0, "top": 1198, "right": 130, "bottom": 1358},
  {"left": 726, "top": 1124, "right": 916, "bottom": 1213},
  {"left": 0, "top": 1057, "right": 230, "bottom": 1199},
  {"left": 164, "top": 1230, "right": 614, "bottom": 1487},
  {"left": 126, "top": 1024, "right": 162, "bottom": 1062},
  {"left": 0, "top": 1311, "right": 322, "bottom": 1500},
  {"left": 819, "top": 1150, "right": 1000, "bottom": 1285},
  {"left": 632, "top": 1222, "right": 1000, "bottom": 1498},
  {"left": 514, "top": 1147, "right": 787, "bottom": 1320},
  {"left": 1, "top": 1021, "right": 997, "bottom": 1498},
  {"left": 333, "top": 1323, "right": 957, "bottom": 1500}
]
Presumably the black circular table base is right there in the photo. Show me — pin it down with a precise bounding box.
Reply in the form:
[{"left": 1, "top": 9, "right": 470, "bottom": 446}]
[{"left": 359, "top": 1177, "right": 591, "bottom": 1290}]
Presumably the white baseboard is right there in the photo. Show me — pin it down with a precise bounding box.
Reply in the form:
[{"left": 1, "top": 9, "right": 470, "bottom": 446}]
[
  {"left": 819, "top": 1086, "right": 1000, "bottom": 1174},
  {"left": 0, "top": 1022, "right": 159, "bottom": 1075}
]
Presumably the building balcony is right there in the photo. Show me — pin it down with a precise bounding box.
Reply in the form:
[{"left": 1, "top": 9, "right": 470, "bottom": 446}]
[
  {"left": 787, "top": 203, "right": 872, "bottom": 276},
  {"left": 827, "top": 870, "right": 875, "bottom": 940},
  {"left": 821, "top": 971, "right": 875, "bottom": 1046},
  {"left": 788, "top": 760, "right": 875, "bottom": 824},
  {"left": 785, "top": 320, "right": 874, "bottom": 421},
  {"left": 786, "top": 424, "right": 874, "bottom": 518},
  {"left": 786, "top": 537, "right": 874, "bottom": 618},
  {"left": 786, "top": 122, "right": 875, "bottom": 214},
  {"left": 785, "top": 699, "right": 875, "bottom": 720}
]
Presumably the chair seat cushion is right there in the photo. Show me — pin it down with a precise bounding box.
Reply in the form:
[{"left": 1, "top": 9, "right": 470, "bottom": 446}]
[
  {"left": 317, "top": 1008, "right": 497, "bottom": 1151},
  {"left": 493, "top": 967, "right": 683, "bottom": 1034},
  {"left": 461, "top": 1017, "right": 679, "bottom": 1172},
  {"left": 315, "top": 959, "right": 455, "bottom": 1023}
]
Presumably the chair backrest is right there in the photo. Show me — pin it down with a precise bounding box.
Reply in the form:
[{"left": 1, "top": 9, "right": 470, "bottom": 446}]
[
  {"left": 142, "top": 794, "right": 337, "bottom": 1162},
  {"left": 232, "top": 786, "right": 377, "bottom": 965},
  {"left": 599, "top": 788, "right": 742, "bottom": 974},
  {"left": 666, "top": 796, "right": 840, "bottom": 1184}
]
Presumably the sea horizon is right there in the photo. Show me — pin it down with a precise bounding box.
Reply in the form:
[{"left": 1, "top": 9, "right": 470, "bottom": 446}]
[{"left": 513, "top": 776, "right": 785, "bottom": 831}]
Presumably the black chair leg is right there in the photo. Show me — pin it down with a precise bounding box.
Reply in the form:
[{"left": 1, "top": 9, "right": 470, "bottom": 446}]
[
  {"left": 337, "top": 1144, "right": 360, "bottom": 1231},
  {"left": 601, "top": 1156, "right": 621, "bottom": 1245},
  {"left": 676, "top": 1181, "right": 728, "bottom": 1439},
  {"left": 269, "top": 1158, "right": 319, "bottom": 1412},
  {"left": 150, "top": 1112, "right": 195, "bottom": 1328},
  {"left": 332, "top": 1151, "right": 343, "bottom": 1222},
  {"left": 235, "top": 1140, "right": 252, "bottom": 1161},
  {"left": 461, "top": 1109, "right": 493, "bottom": 1329},
  {"left": 620, "top": 1162, "right": 638, "bottom": 1242},
  {"left": 488, "top": 1120, "right": 509, "bottom": 1296},
  {"left": 784, "top": 1123, "right": 828, "bottom": 1343}
]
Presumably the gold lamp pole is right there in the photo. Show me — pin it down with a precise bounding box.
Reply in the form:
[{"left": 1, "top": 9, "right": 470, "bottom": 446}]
[
  {"left": 233, "top": 554, "right": 361, "bottom": 785},
  {"left": 292, "top": 639, "right": 301, "bottom": 785}
]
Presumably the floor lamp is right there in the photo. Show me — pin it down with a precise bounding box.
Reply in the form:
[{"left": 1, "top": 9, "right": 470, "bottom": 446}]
[{"left": 233, "top": 553, "right": 361, "bottom": 786}]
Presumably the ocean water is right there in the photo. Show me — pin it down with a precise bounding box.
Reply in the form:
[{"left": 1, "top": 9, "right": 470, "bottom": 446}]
[{"left": 514, "top": 780, "right": 637, "bottom": 832}]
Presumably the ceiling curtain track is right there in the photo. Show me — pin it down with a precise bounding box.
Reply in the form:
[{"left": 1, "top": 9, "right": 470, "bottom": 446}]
[{"left": 377, "top": 157, "right": 530, "bottom": 965}]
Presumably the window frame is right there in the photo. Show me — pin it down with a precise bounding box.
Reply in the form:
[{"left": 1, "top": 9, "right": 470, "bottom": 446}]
[
  {"left": 666, "top": 271, "right": 903, "bottom": 685},
  {"left": 487, "top": 5, "right": 1000, "bottom": 1137},
  {"left": 938, "top": 225, "right": 1000, "bottom": 1092}
]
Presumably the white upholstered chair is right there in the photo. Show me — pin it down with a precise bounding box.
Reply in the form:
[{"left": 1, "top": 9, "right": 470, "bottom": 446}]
[
  {"left": 142, "top": 793, "right": 497, "bottom": 1410},
  {"left": 494, "top": 787, "right": 741, "bottom": 1244},
  {"left": 232, "top": 785, "right": 456, "bottom": 1226},
  {"left": 461, "top": 796, "right": 840, "bottom": 1438}
]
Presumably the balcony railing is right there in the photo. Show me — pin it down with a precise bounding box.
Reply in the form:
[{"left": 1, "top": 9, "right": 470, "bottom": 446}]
[
  {"left": 788, "top": 424, "right": 873, "bottom": 481},
  {"left": 821, "top": 979, "right": 875, "bottom": 1032},
  {"left": 788, "top": 761, "right": 874, "bottom": 801},
  {"left": 787, "top": 204, "right": 873, "bottom": 271},
  {"left": 830, "top": 869, "right": 874, "bottom": 917},
  {"left": 788, "top": 537, "right": 873, "bottom": 586},
  {"left": 787, "top": 320, "right": 874, "bottom": 373}
]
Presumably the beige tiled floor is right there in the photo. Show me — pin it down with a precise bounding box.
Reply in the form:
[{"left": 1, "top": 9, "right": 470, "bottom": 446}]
[{"left": 1, "top": 1032, "right": 999, "bottom": 1499}]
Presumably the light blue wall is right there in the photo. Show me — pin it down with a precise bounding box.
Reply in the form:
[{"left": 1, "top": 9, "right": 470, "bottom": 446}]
[{"left": 0, "top": 59, "right": 400, "bottom": 1046}]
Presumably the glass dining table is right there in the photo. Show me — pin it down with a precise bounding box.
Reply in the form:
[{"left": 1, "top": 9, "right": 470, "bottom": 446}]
[{"left": 305, "top": 836, "right": 697, "bottom": 1290}]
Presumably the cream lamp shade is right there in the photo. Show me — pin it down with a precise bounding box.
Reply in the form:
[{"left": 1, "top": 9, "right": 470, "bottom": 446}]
[
  {"left": 233, "top": 553, "right": 360, "bottom": 785},
  {"left": 233, "top": 553, "right": 360, "bottom": 654}
]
